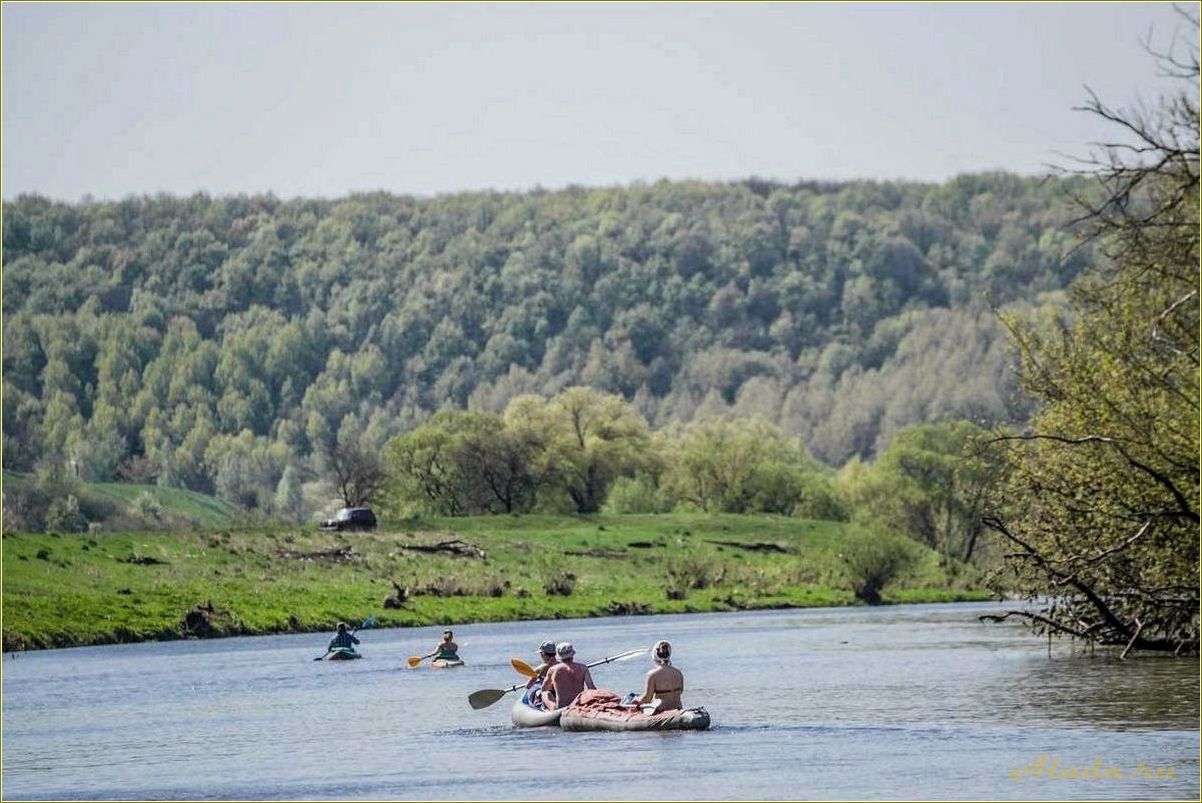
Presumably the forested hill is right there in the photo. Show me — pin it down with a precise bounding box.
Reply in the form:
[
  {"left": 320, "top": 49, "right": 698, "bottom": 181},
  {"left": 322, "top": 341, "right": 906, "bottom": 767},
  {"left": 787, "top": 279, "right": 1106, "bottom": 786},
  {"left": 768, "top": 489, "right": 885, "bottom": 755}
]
[{"left": 3, "top": 174, "right": 1092, "bottom": 495}]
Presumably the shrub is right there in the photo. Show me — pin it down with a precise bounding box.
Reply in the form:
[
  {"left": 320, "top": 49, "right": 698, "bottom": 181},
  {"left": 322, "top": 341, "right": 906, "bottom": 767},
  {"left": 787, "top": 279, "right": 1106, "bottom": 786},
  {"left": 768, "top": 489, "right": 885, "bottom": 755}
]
[
  {"left": 603, "top": 476, "right": 670, "bottom": 514},
  {"left": 840, "top": 526, "right": 917, "bottom": 605},
  {"left": 666, "top": 554, "right": 718, "bottom": 599},
  {"left": 793, "top": 474, "right": 851, "bottom": 522},
  {"left": 2, "top": 484, "right": 48, "bottom": 532},
  {"left": 747, "top": 462, "right": 805, "bottom": 515},
  {"left": 133, "top": 491, "right": 164, "bottom": 522},
  {"left": 75, "top": 491, "right": 118, "bottom": 523},
  {"left": 45, "top": 494, "right": 89, "bottom": 534},
  {"left": 544, "top": 572, "right": 576, "bottom": 596}
]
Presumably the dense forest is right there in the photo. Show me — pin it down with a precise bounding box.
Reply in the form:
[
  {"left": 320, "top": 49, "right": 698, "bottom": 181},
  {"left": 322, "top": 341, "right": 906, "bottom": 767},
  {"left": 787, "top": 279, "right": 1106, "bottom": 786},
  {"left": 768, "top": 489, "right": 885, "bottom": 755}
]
[{"left": 2, "top": 173, "right": 1094, "bottom": 520}]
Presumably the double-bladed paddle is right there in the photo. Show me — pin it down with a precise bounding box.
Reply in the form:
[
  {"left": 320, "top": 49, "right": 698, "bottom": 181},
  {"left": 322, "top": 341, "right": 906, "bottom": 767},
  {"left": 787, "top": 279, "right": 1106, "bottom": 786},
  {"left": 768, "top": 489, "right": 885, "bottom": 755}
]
[
  {"left": 313, "top": 615, "right": 376, "bottom": 661},
  {"left": 470, "top": 648, "right": 647, "bottom": 710},
  {"left": 408, "top": 640, "right": 470, "bottom": 668}
]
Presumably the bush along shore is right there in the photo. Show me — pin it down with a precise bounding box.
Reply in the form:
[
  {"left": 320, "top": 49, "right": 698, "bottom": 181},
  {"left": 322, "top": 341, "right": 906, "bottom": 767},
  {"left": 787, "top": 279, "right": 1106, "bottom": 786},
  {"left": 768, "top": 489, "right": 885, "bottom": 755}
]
[{"left": 1, "top": 514, "right": 988, "bottom": 651}]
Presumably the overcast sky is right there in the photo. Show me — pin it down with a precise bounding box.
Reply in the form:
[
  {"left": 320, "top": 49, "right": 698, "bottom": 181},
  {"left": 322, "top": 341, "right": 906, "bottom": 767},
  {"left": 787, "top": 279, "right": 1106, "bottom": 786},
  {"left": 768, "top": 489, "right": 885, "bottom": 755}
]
[{"left": 1, "top": 2, "right": 1191, "bottom": 200}]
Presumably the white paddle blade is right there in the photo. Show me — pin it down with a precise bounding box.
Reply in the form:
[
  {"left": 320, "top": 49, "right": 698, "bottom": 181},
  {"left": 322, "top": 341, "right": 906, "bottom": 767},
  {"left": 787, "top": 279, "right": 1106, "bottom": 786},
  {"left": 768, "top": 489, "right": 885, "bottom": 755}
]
[
  {"left": 611, "top": 648, "right": 647, "bottom": 662},
  {"left": 468, "top": 688, "right": 507, "bottom": 710}
]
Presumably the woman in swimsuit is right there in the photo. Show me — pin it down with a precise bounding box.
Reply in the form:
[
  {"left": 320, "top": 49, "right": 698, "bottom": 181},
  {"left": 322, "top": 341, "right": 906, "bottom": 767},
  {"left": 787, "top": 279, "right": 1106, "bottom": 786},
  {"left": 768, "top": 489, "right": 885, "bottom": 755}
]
[
  {"left": 434, "top": 629, "right": 459, "bottom": 661},
  {"left": 633, "top": 640, "right": 684, "bottom": 712}
]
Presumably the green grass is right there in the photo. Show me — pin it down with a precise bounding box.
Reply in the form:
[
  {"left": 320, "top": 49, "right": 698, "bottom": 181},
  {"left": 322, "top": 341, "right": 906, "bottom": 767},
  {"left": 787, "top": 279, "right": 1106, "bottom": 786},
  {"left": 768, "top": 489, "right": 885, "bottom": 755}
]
[
  {"left": 84, "top": 482, "right": 238, "bottom": 528},
  {"left": 1, "top": 513, "right": 989, "bottom": 650},
  {"left": 2, "top": 471, "right": 239, "bottom": 528}
]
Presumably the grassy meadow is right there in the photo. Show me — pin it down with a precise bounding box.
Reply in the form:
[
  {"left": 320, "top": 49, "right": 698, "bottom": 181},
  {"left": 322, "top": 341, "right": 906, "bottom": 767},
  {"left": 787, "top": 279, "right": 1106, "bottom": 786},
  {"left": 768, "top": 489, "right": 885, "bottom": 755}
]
[
  {"left": 2, "top": 471, "right": 240, "bottom": 529},
  {"left": 1, "top": 513, "right": 988, "bottom": 651}
]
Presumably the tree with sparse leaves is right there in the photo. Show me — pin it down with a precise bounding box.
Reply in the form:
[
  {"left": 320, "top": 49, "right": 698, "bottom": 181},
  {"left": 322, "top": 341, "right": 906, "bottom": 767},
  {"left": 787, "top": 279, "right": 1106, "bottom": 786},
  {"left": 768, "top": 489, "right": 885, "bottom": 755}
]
[
  {"left": 324, "top": 440, "right": 389, "bottom": 509},
  {"left": 984, "top": 16, "right": 1199, "bottom": 655}
]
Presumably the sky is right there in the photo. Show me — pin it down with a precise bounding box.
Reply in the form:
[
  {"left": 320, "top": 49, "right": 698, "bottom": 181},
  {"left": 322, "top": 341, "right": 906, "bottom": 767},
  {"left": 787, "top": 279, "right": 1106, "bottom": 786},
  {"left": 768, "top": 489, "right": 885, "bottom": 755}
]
[{"left": 1, "top": 2, "right": 1192, "bottom": 200}]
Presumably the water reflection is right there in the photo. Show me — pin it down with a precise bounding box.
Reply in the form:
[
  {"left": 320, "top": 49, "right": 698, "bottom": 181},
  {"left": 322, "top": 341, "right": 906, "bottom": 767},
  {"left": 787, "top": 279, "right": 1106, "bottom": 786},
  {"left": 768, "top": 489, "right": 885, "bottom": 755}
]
[{"left": 985, "top": 648, "right": 1199, "bottom": 731}]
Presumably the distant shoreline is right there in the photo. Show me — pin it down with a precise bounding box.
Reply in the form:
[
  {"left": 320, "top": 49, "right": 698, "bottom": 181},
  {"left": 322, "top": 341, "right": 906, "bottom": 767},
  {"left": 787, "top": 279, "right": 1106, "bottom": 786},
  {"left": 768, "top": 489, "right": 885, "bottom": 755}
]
[
  {"left": 2, "top": 513, "right": 989, "bottom": 652},
  {"left": 2, "top": 589, "right": 993, "bottom": 654}
]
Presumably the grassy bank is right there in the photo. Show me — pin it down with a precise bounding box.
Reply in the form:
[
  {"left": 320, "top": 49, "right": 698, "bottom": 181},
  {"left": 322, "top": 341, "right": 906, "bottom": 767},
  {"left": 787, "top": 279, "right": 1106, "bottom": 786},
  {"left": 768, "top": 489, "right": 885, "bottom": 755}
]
[
  {"left": 2, "top": 470, "right": 240, "bottom": 529},
  {"left": 1, "top": 514, "right": 988, "bottom": 650}
]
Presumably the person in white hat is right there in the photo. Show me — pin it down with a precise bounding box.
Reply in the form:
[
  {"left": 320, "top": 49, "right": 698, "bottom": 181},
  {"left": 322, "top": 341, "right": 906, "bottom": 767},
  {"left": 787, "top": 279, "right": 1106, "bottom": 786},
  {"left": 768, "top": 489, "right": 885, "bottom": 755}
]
[{"left": 540, "top": 642, "right": 595, "bottom": 710}]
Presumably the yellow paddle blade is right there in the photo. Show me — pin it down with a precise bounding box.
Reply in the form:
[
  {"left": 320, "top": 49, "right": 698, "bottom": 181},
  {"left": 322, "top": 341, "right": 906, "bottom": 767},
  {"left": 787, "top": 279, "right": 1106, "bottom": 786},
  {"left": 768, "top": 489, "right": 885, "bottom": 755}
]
[
  {"left": 407, "top": 655, "right": 423, "bottom": 668},
  {"left": 510, "top": 657, "right": 537, "bottom": 677}
]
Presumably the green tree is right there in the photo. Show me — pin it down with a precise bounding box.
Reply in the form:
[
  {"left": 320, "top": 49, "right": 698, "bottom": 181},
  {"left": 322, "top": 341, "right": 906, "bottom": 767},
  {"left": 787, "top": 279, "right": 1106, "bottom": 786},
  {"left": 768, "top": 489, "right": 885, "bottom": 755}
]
[
  {"left": 383, "top": 413, "right": 468, "bottom": 515},
  {"left": 66, "top": 411, "right": 128, "bottom": 482},
  {"left": 848, "top": 421, "right": 998, "bottom": 564},
  {"left": 510, "top": 387, "right": 654, "bottom": 514},
  {"left": 665, "top": 417, "right": 811, "bottom": 514},
  {"left": 985, "top": 27, "right": 1199, "bottom": 654},
  {"left": 273, "top": 465, "right": 307, "bottom": 523},
  {"left": 323, "top": 438, "right": 389, "bottom": 509},
  {"left": 840, "top": 526, "right": 917, "bottom": 605}
]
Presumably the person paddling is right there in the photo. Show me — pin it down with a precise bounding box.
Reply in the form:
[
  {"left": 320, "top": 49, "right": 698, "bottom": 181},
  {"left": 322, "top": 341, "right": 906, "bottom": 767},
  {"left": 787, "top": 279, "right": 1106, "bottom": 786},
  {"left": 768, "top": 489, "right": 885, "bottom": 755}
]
[
  {"left": 433, "top": 629, "right": 460, "bottom": 662},
  {"left": 328, "top": 622, "right": 360, "bottom": 654},
  {"left": 526, "top": 641, "right": 558, "bottom": 689},
  {"left": 630, "top": 640, "right": 684, "bottom": 712},
  {"left": 540, "top": 642, "right": 595, "bottom": 710}
]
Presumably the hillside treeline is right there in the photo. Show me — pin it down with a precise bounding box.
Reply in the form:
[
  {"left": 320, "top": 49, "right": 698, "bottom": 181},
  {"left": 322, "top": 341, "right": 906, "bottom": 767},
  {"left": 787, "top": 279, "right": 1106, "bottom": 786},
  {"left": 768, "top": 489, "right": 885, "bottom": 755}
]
[{"left": 3, "top": 174, "right": 1091, "bottom": 509}]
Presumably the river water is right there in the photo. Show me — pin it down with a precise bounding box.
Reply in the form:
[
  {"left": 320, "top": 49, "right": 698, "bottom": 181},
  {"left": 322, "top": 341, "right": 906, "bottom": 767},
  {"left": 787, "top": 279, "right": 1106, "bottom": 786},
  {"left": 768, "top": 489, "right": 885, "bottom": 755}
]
[{"left": 2, "top": 602, "right": 1197, "bottom": 800}]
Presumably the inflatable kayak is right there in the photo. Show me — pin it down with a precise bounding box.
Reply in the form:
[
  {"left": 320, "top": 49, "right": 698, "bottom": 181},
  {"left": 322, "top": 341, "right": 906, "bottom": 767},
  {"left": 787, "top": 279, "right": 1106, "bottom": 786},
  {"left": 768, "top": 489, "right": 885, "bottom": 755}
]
[
  {"left": 559, "top": 689, "right": 710, "bottom": 732},
  {"left": 511, "top": 684, "right": 562, "bottom": 728},
  {"left": 430, "top": 658, "right": 464, "bottom": 668},
  {"left": 325, "top": 647, "right": 361, "bottom": 661}
]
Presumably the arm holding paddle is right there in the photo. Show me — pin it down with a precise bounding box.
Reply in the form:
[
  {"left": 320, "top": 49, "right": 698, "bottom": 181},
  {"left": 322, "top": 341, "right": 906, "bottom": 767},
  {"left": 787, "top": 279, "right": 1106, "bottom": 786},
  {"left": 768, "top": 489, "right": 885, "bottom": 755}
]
[
  {"left": 329, "top": 632, "right": 360, "bottom": 651},
  {"left": 410, "top": 628, "right": 461, "bottom": 667},
  {"left": 313, "top": 616, "right": 375, "bottom": 661},
  {"left": 407, "top": 651, "right": 438, "bottom": 668}
]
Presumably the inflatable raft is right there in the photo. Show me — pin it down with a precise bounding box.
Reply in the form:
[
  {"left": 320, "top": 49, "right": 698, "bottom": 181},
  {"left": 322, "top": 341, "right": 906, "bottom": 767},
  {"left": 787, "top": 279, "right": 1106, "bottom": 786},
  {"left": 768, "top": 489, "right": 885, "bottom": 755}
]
[
  {"left": 325, "top": 647, "right": 361, "bottom": 661},
  {"left": 511, "top": 684, "right": 562, "bottom": 728},
  {"left": 430, "top": 658, "right": 464, "bottom": 668},
  {"left": 558, "top": 690, "right": 710, "bottom": 732}
]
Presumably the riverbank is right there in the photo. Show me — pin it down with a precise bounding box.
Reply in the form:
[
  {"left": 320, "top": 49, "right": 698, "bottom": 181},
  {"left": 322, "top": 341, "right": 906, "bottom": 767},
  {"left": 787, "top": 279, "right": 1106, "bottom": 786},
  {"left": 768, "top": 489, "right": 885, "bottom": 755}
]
[{"left": 1, "top": 514, "right": 988, "bottom": 650}]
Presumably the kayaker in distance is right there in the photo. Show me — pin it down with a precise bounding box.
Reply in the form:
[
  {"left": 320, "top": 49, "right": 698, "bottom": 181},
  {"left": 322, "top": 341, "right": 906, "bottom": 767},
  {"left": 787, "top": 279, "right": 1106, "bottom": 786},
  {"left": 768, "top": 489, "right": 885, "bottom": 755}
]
[
  {"left": 434, "top": 629, "right": 460, "bottom": 662},
  {"left": 328, "top": 622, "right": 359, "bottom": 653},
  {"left": 526, "top": 640, "right": 558, "bottom": 689},
  {"left": 631, "top": 640, "right": 684, "bottom": 712},
  {"left": 540, "top": 642, "right": 595, "bottom": 710}
]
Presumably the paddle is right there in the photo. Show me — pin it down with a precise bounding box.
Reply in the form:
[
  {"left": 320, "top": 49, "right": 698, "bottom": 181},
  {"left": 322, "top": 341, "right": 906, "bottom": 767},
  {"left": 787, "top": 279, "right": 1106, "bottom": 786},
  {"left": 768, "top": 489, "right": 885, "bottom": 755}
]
[
  {"left": 511, "top": 657, "right": 538, "bottom": 677},
  {"left": 468, "top": 648, "right": 647, "bottom": 710},
  {"left": 408, "top": 639, "right": 470, "bottom": 668},
  {"left": 407, "top": 651, "right": 437, "bottom": 668},
  {"left": 468, "top": 681, "right": 526, "bottom": 710},
  {"left": 314, "top": 616, "right": 376, "bottom": 661}
]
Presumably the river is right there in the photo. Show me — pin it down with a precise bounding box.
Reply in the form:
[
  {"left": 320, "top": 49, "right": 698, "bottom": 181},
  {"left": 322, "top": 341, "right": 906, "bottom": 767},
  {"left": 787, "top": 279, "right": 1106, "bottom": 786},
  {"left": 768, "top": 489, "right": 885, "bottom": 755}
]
[{"left": 1, "top": 602, "right": 1197, "bottom": 800}]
